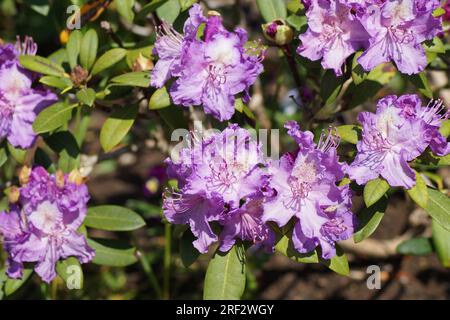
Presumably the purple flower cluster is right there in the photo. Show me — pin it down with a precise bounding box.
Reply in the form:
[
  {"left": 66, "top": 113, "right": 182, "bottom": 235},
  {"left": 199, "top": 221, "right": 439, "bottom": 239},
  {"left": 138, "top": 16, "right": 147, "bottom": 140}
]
[
  {"left": 348, "top": 94, "right": 449, "bottom": 189},
  {"left": 0, "top": 167, "right": 95, "bottom": 283},
  {"left": 151, "top": 4, "right": 264, "bottom": 121},
  {"left": 0, "top": 37, "right": 57, "bottom": 149},
  {"left": 298, "top": 0, "right": 442, "bottom": 75},
  {"left": 163, "top": 122, "right": 356, "bottom": 259},
  {"left": 164, "top": 124, "right": 271, "bottom": 253},
  {"left": 263, "top": 122, "right": 355, "bottom": 259}
]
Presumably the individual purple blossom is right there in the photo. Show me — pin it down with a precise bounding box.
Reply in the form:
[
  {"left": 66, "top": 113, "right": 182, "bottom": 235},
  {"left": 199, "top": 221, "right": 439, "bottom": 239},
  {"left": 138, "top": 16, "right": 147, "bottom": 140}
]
[
  {"left": 0, "top": 167, "right": 94, "bottom": 283},
  {"left": 263, "top": 121, "right": 356, "bottom": 259},
  {"left": 219, "top": 198, "right": 274, "bottom": 252},
  {"left": 297, "top": 0, "right": 369, "bottom": 76},
  {"left": 151, "top": 4, "right": 264, "bottom": 121},
  {"left": 163, "top": 124, "right": 270, "bottom": 253},
  {"left": 348, "top": 95, "right": 449, "bottom": 189},
  {"left": 358, "top": 0, "right": 442, "bottom": 74},
  {"left": 150, "top": 4, "right": 206, "bottom": 88},
  {"left": 0, "top": 37, "right": 57, "bottom": 149}
]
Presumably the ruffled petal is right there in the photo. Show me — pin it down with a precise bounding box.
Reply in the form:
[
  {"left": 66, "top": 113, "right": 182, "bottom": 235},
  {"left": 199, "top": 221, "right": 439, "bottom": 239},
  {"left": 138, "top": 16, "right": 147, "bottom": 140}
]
[{"left": 380, "top": 150, "right": 416, "bottom": 188}]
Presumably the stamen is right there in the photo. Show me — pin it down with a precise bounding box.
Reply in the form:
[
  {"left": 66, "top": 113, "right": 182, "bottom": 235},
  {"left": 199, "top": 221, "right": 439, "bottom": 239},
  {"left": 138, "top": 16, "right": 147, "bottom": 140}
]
[
  {"left": 15, "top": 36, "right": 37, "bottom": 56},
  {"left": 156, "top": 21, "right": 184, "bottom": 51},
  {"left": 420, "top": 99, "right": 448, "bottom": 124},
  {"left": 317, "top": 126, "right": 340, "bottom": 152}
]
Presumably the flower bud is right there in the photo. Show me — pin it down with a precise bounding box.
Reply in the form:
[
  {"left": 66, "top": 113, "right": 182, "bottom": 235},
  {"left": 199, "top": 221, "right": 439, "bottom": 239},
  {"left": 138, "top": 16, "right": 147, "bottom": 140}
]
[
  {"left": 7, "top": 186, "right": 20, "bottom": 204},
  {"left": 262, "top": 20, "right": 294, "bottom": 46},
  {"left": 70, "top": 65, "right": 89, "bottom": 87},
  {"left": 19, "top": 166, "right": 31, "bottom": 185}
]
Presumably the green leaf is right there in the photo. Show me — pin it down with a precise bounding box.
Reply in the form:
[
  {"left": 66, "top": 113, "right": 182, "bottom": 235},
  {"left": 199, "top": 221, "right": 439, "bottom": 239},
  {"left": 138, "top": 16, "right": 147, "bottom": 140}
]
[
  {"left": 0, "top": 147, "right": 7, "bottom": 168},
  {"left": 80, "top": 29, "right": 98, "bottom": 71},
  {"left": 138, "top": 0, "right": 169, "bottom": 19},
  {"left": 34, "top": 147, "right": 53, "bottom": 169},
  {"left": 4, "top": 267, "right": 33, "bottom": 296},
  {"left": 85, "top": 205, "right": 145, "bottom": 231},
  {"left": 56, "top": 257, "right": 84, "bottom": 289},
  {"left": 156, "top": 0, "right": 181, "bottom": 24},
  {"left": 179, "top": 0, "right": 197, "bottom": 11},
  {"left": 45, "top": 131, "right": 80, "bottom": 173},
  {"left": 7, "top": 143, "right": 27, "bottom": 164},
  {"left": 66, "top": 30, "right": 82, "bottom": 69},
  {"left": 352, "top": 51, "right": 368, "bottom": 85},
  {"left": 367, "top": 63, "right": 396, "bottom": 85},
  {"left": 149, "top": 87, "right": 171, "bottom": 110},
  {"left": 439, "top": 120, "right": 450, "bottom": 138},
  {"left": 425, "top": 189, "right": 450, "bottom": 231},
  {"left": 346, "top": 80, "right": 383, "bottom": 109},
  {"left": 116, "top": 0, "right": 135, "bottom": 22},
  {"left": 0, "top": 268, "right": 6, "bottom": 300},
  {"left": 39, "top": 76, "right": 73, "bottom": 90},
  {"left": 275, "top": 233, "right": 319, "bottom": 263},
  {"left": 433, "top": 7, "right": 446, "bottom": 17},
  {"left": 19, "top": 55, "right": 65, "bottom": 77},
  {"left": 125, "top": 45, "right": 153, "bottom": 68},
  {"left": 110, "top": 71, "right": 151, "bottom": 87},
  {"left": 320, "top": 246, "right": 349, "bottom": 276},
  {"left": 320, "top": 70, "right": 344, "bottom": 106},
  {"left": 256, "top": 0, "right": 287, "bottom": 22},
  {"left": 88, "top": 238, "right": 138, "bottom": 267},
  {"left": 100, "top": 105, "right": 138, "bottom": 152},
  {"left": 397, "top": 237, "right": 433, "bottom": 256},
  {"left": 28, "top": 0, "right": 50, "bottom": 15},
  {"left": 286, "top": 15, "right": 307, "bottom": 31},
  {"left": 203, "top": 245, "right": 246, "bottom": 300},
  {"left": 91, "top": 48, "right": 127, "bottom": 75},
  {"left": 76, "top": 88, "right": 96, "bottom": 107},
  {"left": 364, "top": 178, "right": 390, "bottom": 208},
  {"left": 354, "top": 197, "right": 387, "bottom": 243},
  {"left": 180, "top": 230, "right": 200, "bottom": 268},
  {"left": 409, "top": 72, "right": 433, "bottom": 99},
  {"left": 157, "top": 105, "right": 187, "bottom": 129},
  {"left": 336, "top": 125, "right": 360, "bottom": 144},
  {"left": 287, "top": 0, "right": 303, "bottom": 13},
  {"left": 407, "top": 171, "right": 429, "bottom": 208},
  {"left": 424, "top": 37, "right": 445, "bottom": 54},
  {"left": 432, "top": 219, "right": 450, "bottom": 267},
  {"left": 33, "top": 102, "right": 76, "bottom": 134}
]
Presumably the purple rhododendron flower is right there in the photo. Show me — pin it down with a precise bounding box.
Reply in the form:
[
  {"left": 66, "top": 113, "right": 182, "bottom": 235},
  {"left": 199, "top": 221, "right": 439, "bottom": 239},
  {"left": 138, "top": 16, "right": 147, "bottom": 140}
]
[
  {"left": 297, "top": 0, "right": 370, "bottom": 76},
  {"left": 151, "top": 4, "right": 264, "bottom": 121},
  {"left": 0, "top": 167, "right": 94, "bottom": 283},
  {"left": 219, "top": 198, "right": 273, "bottom": 252},
  {"left": 262, "top": 121, "right": 356, "bottom": 259},
  {"left": 348, "top": 95, "right": 449, "bottom": 189},
  {"left": 358, "top": 0, "right": 442, "bottom": 75},
  {"left": 298, "top": 0, "right": 442, "bottom": 76},
  {"left": 0, "top": 37, "right": 57, "bottom": 149},
  {"left": 163, "top": 124, "right": 271, "bottom": 253}
]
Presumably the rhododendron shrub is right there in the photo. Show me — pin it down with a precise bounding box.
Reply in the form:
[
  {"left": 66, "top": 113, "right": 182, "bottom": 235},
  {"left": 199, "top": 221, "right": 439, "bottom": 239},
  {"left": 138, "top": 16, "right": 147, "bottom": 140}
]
[{"left": 0, "top": 0, "right": 449, "bottom": 300}]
